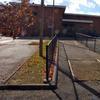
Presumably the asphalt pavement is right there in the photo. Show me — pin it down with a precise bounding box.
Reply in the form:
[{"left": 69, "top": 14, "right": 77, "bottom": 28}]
[
  {"left": 0, "top": 37, "right": 38, "bottom": 84},
  {"left": 0, "top": 38, "right": 100, "bottom": 100},
  {"left": 60, "top": 40, "right": 100, "bottom": 100}
]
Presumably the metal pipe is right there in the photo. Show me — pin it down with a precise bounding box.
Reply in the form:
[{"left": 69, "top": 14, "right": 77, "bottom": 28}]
[
  {"left": 46, "top": 45, "right": 49, "bottom": 81},
  {"left": 94, "top": 38, "right": 96, "bottom": 52}
]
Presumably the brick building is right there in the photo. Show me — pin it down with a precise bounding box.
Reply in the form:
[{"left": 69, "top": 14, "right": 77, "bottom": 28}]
[
  {"left": 27, "top": 4, "right": 65, "bottom": 37},
  {"left": 1, "top": 3, "right": 100, "bottom": 37},
  {"left": 62, "top": 13, "right": 100, "bottom": 37},
  {"left": 0, "top": 3, "right": 65, "bottom": 37}
]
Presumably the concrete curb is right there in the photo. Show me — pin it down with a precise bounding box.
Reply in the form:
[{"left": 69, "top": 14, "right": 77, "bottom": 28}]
[
  {"left": 51, "top": 44, "right": 59, "bottom": 86},
  {"left": 0, "top": 84, "right": 57, "bottom": 90}
]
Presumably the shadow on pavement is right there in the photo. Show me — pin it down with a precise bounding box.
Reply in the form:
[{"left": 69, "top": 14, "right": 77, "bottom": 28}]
[
  {"left": 58, "top": 42, "right": 100, "bottom": 99},
  {"left": 51, "top": 90, "right": 63, "bottom": 100}
]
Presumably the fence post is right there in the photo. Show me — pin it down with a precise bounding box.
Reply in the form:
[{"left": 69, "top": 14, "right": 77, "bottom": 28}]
[
  {"left": 86, "top": 38, "right": 88, "bottom": 47},
  {"left": 94, "top": 38, "right": 96, "bottom": 52},
  {"left": 45, "top": 34, "right": 58, "bottom": 83},
  {"left": 46, "top": 45, "right": 49, "bottom": 82}
]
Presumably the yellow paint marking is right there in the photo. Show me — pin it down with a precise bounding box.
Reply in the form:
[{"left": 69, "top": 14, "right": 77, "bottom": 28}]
[{"left": 68, "top": 60, "right": 75, "bottom": 79}]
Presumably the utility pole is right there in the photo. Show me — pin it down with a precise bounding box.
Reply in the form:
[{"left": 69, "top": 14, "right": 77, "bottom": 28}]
[
  {"left": 39, "top": 0, "right": 44, "bottom": 56},
  {"left": 52, "top": 0, "right": 55, "bottom": 37}
]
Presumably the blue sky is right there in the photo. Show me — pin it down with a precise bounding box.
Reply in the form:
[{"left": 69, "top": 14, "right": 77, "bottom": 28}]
[{"left": 0, "top": 0, "right": 100, "bottom": 15}]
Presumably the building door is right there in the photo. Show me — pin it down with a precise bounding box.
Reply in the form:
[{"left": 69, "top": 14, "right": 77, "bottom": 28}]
[{"left": 62, "top": 23, "right": 76, "bottom": 38}]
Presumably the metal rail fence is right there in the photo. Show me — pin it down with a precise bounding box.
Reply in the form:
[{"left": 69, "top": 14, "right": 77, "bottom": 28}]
[
  {"left": 76, "top": 33, "right": 100, "bottom": 53},
  {"left": 46, "top": 34, "right": 58, "bottom": 83}
]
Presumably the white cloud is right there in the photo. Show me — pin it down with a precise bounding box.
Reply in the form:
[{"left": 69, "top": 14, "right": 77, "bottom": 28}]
[
  {"left": 65, "top": 0, "right": 96, "bottom": 14},
  {"left": 68, "top": 0, "right": 94, "bottom": 7},
  {"left": 88, "top": 1, "right": 96, "bottom": 8},
  {"left": 0, "top": 0, "right": 64, "bottom": 4},
  {"left": 87, "top": 12, "right": 100, "bottom": 16},
  {"left": 65, "top": 7, "right": 85, "bottom": 14},
  {"left": 30, "top": 0, "right": 40, "bottom": 4},
  {"left": 45, "top": 0, "right": 64, "bottom": 5},
  {"left": 65, "top": 7, "right": 100, "bottom": 15},
  {"left": 68, "top": 0, "right": 96, "bottom": 8},
  {"left": 30, "top": 0, "right": 64, "bottom": 5},
  {"left": 53, "top": 0, "right": 64, "bottom": 5},
  {"left": 93, "top": 0, "right": 100, "bottom": 5},
  {"left": 0, "top": 0, "right": 11, "bottom": 3}
]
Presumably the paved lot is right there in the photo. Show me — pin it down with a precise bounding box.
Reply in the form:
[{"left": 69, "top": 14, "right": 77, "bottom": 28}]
[
  {"left": 79, "top": 38, "right": 100, "bottom": 54},
  {"left": 0, "top": 37, "right": 13, "bottom": 44},
  {"left": 0, "top": 41, "right": 76, "bottom": 100},
  {"left": 61, "top": 40, "right": 100, "bottom": 81},
  {"left": 0, "top": 39, "right": 100, "bottom": 100},
  {"left": 0, "top": 37, "right": 38, "bottom": 84},
  {"left": 0, "top": 72, "right": 76, "bottom": 100},
  {"left": 60, "top": 40, "right": 100, "bottom": 99}
]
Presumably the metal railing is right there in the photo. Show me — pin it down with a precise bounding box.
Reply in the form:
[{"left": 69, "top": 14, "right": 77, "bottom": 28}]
[
  {"left": 76, "top": 33, "right": 100, "bottom": 52},
  {"left": 46, "top": 34, "right": 58, "bottom": 82}
]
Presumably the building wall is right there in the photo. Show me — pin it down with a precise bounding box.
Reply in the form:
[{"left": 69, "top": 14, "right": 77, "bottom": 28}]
[
  {"left": 27, "top": 5, "right": 65, "bottom": 37},
  {"left": 63, "top": 14, "right": 100, "bottom": 36},
  {"left": 0, "top": 4, "right": 65, "bottom": 37}
]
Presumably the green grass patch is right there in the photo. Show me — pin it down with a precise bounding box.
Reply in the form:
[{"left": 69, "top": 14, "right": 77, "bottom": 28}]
[{"left": 6, "top": 41, "right": 48, "bottom": 84}]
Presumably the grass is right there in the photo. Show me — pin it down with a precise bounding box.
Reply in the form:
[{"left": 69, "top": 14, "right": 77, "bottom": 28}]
[{"left": 6, "top": 41, "right": 48, "bottom": 84}]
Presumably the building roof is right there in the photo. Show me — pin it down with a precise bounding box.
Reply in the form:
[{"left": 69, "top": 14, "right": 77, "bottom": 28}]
[
  {"left": 30, "top": 4, "right": 66, "bottom": 10},
  {"left": 64, "top": 13, "right": 100, "bottom": 18},
  {"left": 9, "top": 2, "right": 66, "bottom": 9},
  {"left": 62, "top": 19, "right": 93, "bottom": 24},
  {"left": 47, "top": 5, "right": 66, "bottom": 9}
]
